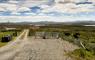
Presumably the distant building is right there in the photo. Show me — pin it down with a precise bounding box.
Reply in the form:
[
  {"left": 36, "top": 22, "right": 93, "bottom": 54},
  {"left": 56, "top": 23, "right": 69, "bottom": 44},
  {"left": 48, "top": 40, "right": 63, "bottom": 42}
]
[
  {"left": 5, "top": 27, "right": 16, "bottom": 30},
  {"left": 29, "top": 24, "right": 40, "bottom": 30}
]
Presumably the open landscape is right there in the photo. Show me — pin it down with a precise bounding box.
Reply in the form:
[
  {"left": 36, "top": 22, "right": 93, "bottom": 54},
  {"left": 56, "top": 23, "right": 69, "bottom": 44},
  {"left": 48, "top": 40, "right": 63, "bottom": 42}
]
[
  {"left": 0, "top": 0, "right": 95, "bottom": 60},
  {"left": 0, "top": 22, "right": 95, "bottom": 60}
]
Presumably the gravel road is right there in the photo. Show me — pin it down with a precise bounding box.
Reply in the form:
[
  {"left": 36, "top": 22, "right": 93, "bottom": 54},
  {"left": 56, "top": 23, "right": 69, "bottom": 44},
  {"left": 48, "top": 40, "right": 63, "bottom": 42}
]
[
  {"left": 0, "top": 29, "right": 79, "bottom": 60},
  {"left": 14, "top": 38, "right": 79, "bottom": 60}
]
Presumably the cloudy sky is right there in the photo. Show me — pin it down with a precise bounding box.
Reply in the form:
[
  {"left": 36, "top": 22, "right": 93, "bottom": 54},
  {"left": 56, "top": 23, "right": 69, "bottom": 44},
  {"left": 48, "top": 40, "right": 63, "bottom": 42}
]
[{"left": 0, "top": 0, "right": 95, "bottom": 22}]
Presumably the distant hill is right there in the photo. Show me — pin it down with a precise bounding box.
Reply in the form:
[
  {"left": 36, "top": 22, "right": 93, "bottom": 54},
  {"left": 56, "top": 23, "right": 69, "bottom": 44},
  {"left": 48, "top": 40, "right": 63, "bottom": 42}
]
[
  {"left": 15, "top": 21, "right": 62, "bottom": 25},
  {"left": 63, "top": 21, "right": 95, "bottom": 25},
  {"left": 0, "top": 21, "right": 95, "bottom": 26}
]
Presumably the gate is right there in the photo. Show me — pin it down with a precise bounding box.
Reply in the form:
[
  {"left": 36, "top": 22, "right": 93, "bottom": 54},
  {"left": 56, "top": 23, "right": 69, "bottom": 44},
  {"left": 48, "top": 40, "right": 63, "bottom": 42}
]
[{"left": 35, "top": 32, "right": 59, "bottom": 39}]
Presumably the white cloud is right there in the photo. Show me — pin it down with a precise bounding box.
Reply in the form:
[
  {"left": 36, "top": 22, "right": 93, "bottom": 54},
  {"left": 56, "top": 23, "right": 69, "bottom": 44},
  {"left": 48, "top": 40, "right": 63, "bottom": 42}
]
[
  {"left": 0, "top": 3, "right": 18, "bottom": 11},
  {"left": 0, "top": 0, "right": 94, "bottom": 14},
  {"left": 0, "top": 7, "right": 6, "bottom": 12},
  {"left": 11, "top": 12, "right": 21, "bottom": 15},
  {"left": 21, "top": 0, "right": 49, "bottom": 7},
  {"left": 40, "top": 5, "right": 50, "bottom": 9},
  {"left": 0, "top": 15, "right": 95, "bottom": 22},
  {"left": 8, "top": 0, "right": 19, "bottom": 4},
  {"left": 0, "top": 0, "right": 95, "bottom": 22},
  {"left": 41, "top": 2, "right": 95, "bottom": 14},
  {"left": 88, "top": 0, "right": 95, "bottom": 3},
  {"left": 17, "top": 7, "right": 31, "bottom": 12}
]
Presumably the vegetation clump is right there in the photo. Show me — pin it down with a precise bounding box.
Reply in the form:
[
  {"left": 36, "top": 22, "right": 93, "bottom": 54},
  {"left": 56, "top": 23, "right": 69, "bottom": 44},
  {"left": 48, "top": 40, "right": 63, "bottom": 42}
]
[
  {"left": 0, "top": 29, "right": 21, "bottom": 47},
  {"left": 68, "top": 48, "right": 95, "bottom": 60}
]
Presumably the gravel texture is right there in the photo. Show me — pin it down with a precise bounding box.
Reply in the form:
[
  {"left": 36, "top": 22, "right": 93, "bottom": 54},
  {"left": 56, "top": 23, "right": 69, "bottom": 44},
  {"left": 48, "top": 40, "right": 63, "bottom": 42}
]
[{"left": 0, "top": 30, "right": 79, "bottom": 60}]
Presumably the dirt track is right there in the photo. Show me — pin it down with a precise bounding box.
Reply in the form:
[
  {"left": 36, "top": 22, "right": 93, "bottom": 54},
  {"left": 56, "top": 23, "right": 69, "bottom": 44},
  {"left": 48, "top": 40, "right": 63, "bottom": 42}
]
[
  {"left": 0, "top": 29, "right": 79, "bottom": 60},
  {"left": 0, "top": 29, "right": 29, "bottom": 60}
]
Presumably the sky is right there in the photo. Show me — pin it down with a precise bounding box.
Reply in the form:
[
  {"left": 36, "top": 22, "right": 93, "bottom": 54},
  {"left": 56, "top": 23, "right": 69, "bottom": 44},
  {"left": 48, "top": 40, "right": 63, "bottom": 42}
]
[{"left": 0, "top": 0, "right": 95, "bottom": 22}]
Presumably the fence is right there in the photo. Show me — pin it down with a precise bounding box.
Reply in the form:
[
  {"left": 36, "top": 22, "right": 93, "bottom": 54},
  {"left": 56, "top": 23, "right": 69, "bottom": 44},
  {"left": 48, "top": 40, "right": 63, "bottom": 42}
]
[{"left": 34, "top": 32, "right": 60, "bottom": 39}]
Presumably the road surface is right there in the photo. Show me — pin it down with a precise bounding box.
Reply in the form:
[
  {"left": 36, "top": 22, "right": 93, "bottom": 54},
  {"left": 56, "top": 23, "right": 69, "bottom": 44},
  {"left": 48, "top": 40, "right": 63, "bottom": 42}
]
[{"left": 0, "top": 29, "right": 79, "bottom": 60}]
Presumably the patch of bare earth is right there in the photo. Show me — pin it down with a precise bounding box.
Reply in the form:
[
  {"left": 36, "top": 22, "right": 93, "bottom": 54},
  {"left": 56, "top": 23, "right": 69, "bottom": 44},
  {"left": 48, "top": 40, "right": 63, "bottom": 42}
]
[{"left": 14, "top": 37, "right": 79, "bottom": 60}]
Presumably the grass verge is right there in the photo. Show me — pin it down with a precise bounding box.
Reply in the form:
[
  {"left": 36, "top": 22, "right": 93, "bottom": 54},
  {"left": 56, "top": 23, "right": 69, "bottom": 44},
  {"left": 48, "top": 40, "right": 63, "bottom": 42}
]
[{"left": 67, "top": 48, "right": 95, "bottom": 60}]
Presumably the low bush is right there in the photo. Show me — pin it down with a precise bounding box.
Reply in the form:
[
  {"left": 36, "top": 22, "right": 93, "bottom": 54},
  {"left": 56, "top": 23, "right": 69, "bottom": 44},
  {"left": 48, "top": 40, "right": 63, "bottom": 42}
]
[{"left": 68, "top": 48, "right": 95, "bottom": 60}]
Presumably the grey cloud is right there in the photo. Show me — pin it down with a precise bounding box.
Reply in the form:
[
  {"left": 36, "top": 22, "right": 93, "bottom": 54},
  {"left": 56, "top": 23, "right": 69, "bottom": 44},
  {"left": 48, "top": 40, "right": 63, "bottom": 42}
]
[{"left": 0, "top": 0, "right": 9, "bottom": 3}]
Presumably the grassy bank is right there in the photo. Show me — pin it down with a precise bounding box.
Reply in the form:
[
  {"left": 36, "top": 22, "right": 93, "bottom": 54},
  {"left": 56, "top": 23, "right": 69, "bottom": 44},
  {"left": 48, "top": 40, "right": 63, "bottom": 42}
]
[
  {"left": 68, "top": 48, "right": 95, "bottom": 60},
  {"left": 0, "top": 30, "right": 21, "bottom": 47}
]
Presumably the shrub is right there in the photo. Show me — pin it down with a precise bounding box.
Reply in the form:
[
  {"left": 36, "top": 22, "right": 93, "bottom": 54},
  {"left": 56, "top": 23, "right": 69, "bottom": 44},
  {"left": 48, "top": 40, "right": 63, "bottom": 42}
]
[{"left": 69, "top": 49, "right": 95, "bottom": 60}]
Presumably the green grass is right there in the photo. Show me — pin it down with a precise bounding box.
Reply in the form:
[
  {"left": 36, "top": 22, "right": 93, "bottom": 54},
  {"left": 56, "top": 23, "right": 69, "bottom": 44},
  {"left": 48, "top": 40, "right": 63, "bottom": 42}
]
[
  {"left": 0, "top": 32, "right": 14, "bottom": 38},
  {"left": 0, "top": 42, "right": 7, "bottom": 47},
  {"left": 0, "top": 32, "right": 13, "bottom": 47},
  {"left": 0, "top": 31, "right": 21, "bottom": 47},
  {"left": 0, "top": 37, "right": 16, "bottom": 47},
  {"left": 68, "top": 49, "right": 95, "bottom": 60}
]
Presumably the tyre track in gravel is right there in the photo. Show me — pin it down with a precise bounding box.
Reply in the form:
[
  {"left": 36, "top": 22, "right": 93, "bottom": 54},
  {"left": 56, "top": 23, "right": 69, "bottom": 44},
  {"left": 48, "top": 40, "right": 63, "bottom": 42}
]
[{"left": 13, "top": 37, "right": 79, "bottom": 60}]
